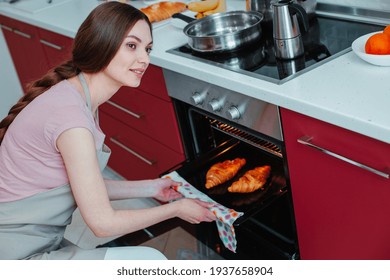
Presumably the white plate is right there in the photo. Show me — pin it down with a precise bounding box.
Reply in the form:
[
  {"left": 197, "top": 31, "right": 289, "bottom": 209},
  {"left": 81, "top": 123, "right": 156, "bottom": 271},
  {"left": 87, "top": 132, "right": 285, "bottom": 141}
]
[{"left": 351, "top": 31, "right": 390, "bottom": 67}]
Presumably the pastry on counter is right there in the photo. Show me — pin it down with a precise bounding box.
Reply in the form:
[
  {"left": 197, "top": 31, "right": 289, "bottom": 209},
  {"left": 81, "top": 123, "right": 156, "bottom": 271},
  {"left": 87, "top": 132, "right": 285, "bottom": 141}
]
[
  {"left": 140, "top": 1, "right": 187, "bottom": 23},
  {"left": 228, "top": 165, "right": 271, "bottom": 193},
  {"left": 205, "top": 158, "right": 246, "bottom": 189}
]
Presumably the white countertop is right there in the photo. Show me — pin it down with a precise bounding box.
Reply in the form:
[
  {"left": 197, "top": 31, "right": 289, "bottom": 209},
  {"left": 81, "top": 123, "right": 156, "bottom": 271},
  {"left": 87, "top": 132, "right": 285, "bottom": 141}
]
[{"left": 1, "top": 0, "right": 390, "bottom": 144}]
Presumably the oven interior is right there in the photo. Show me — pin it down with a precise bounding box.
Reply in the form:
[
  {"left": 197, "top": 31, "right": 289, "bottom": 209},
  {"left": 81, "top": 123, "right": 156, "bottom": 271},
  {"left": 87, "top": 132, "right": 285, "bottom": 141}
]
[{"left": 167, "top": 101, "right": 298, "bottom": 259}]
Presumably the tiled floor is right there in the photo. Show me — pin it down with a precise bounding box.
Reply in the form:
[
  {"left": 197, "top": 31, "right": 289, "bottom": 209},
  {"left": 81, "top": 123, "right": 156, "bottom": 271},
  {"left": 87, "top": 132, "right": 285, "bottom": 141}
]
[
  {"left": 104, "top": 217, "right": 224, "bottom": 260},
  {"left": 64, "top": 167, "right": 222, "bottom": 259},
  {"left": 139, "top": 226, "right": 223, "bottom": 260}
]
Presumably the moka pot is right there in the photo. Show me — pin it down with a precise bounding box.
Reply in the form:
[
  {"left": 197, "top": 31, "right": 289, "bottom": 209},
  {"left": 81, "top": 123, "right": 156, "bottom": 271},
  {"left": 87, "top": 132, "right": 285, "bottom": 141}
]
[{"left": 272, "top": 0, "right": 309, "bottom": 59}]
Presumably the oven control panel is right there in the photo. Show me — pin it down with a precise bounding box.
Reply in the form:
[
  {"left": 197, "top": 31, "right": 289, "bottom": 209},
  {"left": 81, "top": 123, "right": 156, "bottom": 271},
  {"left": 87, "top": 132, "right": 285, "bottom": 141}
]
[{"left": 163, "top": 69, "right": 283, "bottom": 141}]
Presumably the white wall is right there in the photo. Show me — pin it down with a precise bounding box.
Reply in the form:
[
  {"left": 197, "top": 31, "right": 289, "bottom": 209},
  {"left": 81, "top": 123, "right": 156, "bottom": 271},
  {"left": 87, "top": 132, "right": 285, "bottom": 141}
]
[
  {"left": 318, "top": 0, "right": 390, "bottom": 11},
  {"left": 0, "top": 29, "right": 23, "bottom": 119}
]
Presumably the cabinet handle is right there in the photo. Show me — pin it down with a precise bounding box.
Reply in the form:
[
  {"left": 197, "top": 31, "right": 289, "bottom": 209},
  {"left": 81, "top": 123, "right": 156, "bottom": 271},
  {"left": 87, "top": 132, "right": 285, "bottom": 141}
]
[
  {"left": 106, "top": 100, "right": 143, "bottom": 119},
  {"left": 0, "top": 24, "right": 13, "bottom": 32},
  {"left": 110, "top": 137, "right": 155, "bottom": 166},
  {"left": 297, "top": 135, "right": 390, "bottom": 179},
  {"left": 13, "top": 29, "right": 32, "bottom": 39},
  {"left": 39, "top": 39, "right": 63, "bottom": 50}
]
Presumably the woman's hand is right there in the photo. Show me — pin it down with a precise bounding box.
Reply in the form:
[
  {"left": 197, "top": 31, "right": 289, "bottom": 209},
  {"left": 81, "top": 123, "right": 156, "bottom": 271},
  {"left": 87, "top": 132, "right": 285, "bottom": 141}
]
[
  {"left": 150, "top": 178, "right": 183, "bottom": 202},
  {"left": 173, "top": 198, "right": 216, "bottom": 224}
]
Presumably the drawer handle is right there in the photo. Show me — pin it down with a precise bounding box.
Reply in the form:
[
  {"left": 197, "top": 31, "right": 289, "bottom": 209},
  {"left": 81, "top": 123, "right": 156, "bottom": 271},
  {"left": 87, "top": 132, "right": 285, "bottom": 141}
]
[
  {"left": 13, "top": 29, "right": 32, "bottom": 39},
  {"left": 106, "top": 100, "right": 143, "bottom": 119},
  {"left": 110, "top": 137, "right": 155, "bottom": 166},
  {"left": 39, "top": 39, "right": 63, "bottom": 50},
  {"left": 297, "top": 136, "right": 390, "bottom": 179},
  {"left": 0, "top": 24, "right": 13, "bottom": 32}
]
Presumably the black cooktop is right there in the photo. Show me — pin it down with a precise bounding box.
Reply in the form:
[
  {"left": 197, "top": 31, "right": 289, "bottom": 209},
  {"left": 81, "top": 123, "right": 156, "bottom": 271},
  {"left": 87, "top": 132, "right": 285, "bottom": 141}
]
[{"left": 168, "top": 15, "right": 383, "bottom": 83}]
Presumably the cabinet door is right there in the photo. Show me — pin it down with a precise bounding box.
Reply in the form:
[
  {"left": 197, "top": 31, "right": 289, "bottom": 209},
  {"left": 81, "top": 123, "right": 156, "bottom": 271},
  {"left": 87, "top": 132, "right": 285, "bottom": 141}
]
[
  {"left": 100, "top": 111, "right": 185, "bottom": 180},
  {"left": 0, "top": 15, "right": 49, "bottom": 92},
  {"left": 38, "top": 28, "right": 73, "bottom": 69},
  {"left": 280, "top": 108, "right": 390, "bottom": 260},
  {"left": 138, "top": 64, "right": 170, "bottom": 101}
]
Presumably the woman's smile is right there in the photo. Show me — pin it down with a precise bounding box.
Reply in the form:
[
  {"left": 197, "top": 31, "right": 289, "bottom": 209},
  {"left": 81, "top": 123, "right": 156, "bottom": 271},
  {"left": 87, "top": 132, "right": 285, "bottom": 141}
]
[{"left": 130, "top": 67, "right": 146, "bottom": 79}]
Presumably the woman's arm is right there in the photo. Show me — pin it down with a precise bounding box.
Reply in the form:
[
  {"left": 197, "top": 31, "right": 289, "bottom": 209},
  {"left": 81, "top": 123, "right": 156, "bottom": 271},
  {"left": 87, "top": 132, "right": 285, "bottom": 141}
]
[
  {"left": 103, "top": 178, "right": 183, "bottom": 202},
  {"left": 57, "top": 128, "right": 215, "bottom": 238}
]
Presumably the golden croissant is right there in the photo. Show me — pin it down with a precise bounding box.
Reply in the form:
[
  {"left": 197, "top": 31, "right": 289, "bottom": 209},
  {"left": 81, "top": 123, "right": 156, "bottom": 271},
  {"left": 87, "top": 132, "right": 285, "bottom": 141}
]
[
  {"left": 140, "top": 2, "right": 187, "bottom": 23},
  {"left": 228, "top": 165, "right": 271, "bottom": 193},
  {"left": 205, "top": 158, "right": 246, "bottom": 189}
]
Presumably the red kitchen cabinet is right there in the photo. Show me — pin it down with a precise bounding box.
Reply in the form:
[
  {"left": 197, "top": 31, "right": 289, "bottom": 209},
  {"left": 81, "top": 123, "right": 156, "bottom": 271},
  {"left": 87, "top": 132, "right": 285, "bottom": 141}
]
[
  {"left": 0, "top": 15, "right": 48, "bottom": 92},
  {"left": 38, "top": 28, "right": 73, "bottom": 69},
  {"left": 100, "top": 65, "right": 185, "bottom": 180},
  {"left": 0, "top": 15, "right": 72, "bottom": 92},
  {"left": 280, "top": 108, "right": 390, "bottom": 260},
  {"left": 100, "top": 86, "right": 183, "bottom": 154},
  {"left": 100, "top": 110, "right": 184, "bottom": 180}
]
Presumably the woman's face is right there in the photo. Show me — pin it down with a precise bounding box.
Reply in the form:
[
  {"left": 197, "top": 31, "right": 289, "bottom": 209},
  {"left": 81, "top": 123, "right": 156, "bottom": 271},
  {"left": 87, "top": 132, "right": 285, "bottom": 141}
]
[{"left": 104, "top": 19, "right": 153, "bottom": 88}]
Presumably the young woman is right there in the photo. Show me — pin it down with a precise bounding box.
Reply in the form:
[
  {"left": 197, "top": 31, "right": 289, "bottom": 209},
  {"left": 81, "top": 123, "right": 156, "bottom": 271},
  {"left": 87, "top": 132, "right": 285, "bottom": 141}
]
[{"left": 0, "top": 2, "right": 215, "bottom": 260}]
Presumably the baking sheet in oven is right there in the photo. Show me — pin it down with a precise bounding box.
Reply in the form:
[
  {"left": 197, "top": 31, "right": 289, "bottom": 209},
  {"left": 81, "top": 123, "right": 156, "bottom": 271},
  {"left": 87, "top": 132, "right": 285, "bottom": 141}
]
[{"left": 169, "top": 139, "right": 287, "bottom": 226}]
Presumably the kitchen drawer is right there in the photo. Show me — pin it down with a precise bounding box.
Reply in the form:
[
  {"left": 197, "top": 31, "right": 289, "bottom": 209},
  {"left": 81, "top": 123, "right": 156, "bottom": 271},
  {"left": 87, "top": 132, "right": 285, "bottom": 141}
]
[
  {"left": 100, "top": 111, "right": 185, "bottom": 180},
  {"left": 0, "top": 15, "right": 38, "bottom": 37},
  {"left": 137, "top": 64, "right": 170, "bottom": 101},
  {"left": 0, "top": 15, "right": 49, "bottom": 90},
  {"left": 100, "top": 87, "right": 184, "bottom": 154},
  {"left": 38, "top": 28, "right": 73, "bottom": 69},
  {"left": 282, "top": 110, "right": 390, "bottom": 175}
]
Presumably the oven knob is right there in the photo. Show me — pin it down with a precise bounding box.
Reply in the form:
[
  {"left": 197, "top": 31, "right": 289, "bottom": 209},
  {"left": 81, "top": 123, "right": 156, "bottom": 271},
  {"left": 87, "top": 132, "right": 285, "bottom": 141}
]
[
  {"left": 227, "top": 106, "right": 241, "bottom": 120},
  {"left": 208, "top": 99, "right": 223, "bottom": 112},
  {"left": 190, "top": 91, "right": 206, "bottom": 105}
]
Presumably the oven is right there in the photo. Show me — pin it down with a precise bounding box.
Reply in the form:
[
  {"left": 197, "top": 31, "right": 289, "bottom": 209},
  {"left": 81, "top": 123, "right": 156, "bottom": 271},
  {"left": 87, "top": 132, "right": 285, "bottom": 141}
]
[{"left": 162, "top": 69, "right": 298, "bottom": 260}]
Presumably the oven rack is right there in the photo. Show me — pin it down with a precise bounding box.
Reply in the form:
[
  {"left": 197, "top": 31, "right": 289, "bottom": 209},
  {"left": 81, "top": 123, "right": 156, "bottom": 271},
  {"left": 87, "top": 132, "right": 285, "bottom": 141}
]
[{"left": 209, "top": 120, "right": 283, "bottom": 158}]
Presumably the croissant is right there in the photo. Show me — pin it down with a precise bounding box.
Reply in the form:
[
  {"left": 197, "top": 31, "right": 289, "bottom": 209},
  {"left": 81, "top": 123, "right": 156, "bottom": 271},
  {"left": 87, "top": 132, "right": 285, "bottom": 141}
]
[
  {"left": 140, "top": 2, "right": 187, "bottom": 23},
  {"left": 228, "top": 165, "right": 271, "bottom": 193},
  {"left": 205, "top": 158, "right": 246, "bottom": 189}
]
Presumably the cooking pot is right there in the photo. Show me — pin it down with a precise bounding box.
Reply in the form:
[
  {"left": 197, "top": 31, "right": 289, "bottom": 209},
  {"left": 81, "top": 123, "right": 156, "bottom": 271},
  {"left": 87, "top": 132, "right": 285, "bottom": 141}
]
[{"left": 172, "top": 11, "right": 264, "bottom": 53}]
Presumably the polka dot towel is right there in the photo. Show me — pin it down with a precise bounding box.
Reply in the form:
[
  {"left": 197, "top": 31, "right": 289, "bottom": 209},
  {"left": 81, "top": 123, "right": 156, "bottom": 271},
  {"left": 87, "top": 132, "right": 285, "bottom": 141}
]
[{"left": 163, "top": 171, "right": 244, "bottom": 253}]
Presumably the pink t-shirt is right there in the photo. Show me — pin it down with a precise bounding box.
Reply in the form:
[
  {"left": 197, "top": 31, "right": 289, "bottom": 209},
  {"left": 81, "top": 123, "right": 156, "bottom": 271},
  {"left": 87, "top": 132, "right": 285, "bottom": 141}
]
[{"left": 0, "top": 80, "right": 105, "bottom": 202}]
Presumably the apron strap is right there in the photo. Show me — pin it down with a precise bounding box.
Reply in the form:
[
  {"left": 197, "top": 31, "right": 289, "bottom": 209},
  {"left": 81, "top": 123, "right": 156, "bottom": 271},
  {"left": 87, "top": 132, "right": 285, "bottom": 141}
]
[
  {"left": 78, "top": 73, "right": 98, "bottom": 121},
  {"left": 78, "top": 73, "right": 92, "bottom": 111}
]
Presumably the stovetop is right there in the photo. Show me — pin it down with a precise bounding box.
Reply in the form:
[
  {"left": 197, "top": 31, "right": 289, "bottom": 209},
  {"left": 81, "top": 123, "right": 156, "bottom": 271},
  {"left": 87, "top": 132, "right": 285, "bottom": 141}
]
[{"left": 167, "top": 9, "right": 384, "bottom": 84}]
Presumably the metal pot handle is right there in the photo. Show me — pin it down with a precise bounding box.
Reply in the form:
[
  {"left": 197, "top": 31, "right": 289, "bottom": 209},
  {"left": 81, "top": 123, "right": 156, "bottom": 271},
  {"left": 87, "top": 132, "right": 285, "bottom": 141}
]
[{"left": 172, "top": 13, "right": 196, "bottom": 23}]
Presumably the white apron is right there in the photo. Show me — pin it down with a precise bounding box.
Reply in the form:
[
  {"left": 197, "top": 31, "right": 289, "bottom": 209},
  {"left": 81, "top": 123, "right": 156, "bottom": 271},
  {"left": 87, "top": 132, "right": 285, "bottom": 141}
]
[{"left": 0, "top": 74, "right": 111, "bottom": 259}]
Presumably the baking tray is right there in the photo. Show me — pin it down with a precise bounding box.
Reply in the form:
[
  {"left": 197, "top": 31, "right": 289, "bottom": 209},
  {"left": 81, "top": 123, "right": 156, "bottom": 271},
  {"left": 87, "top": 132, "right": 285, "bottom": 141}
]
[{"left": 165, "top": 139, "right": 287, "bottom": 226}]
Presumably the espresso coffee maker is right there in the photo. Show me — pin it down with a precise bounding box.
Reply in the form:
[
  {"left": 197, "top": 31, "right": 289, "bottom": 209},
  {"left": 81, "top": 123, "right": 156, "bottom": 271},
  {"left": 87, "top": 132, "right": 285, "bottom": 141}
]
[{"left": 272, "top": 0, "right": 309, "bottom": 59}]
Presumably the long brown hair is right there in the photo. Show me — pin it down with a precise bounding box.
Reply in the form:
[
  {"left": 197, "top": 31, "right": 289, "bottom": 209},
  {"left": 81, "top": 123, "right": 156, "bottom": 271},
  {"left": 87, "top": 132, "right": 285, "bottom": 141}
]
[{"left": 0, "top": 2, "right": 151, "bottom": 144}]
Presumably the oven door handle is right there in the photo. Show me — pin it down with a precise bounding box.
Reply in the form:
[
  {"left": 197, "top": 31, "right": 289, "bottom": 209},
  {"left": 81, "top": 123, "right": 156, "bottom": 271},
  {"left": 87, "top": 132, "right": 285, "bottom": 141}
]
[{"left": 297, "top": 136, "right": 390, "bottom": 179}]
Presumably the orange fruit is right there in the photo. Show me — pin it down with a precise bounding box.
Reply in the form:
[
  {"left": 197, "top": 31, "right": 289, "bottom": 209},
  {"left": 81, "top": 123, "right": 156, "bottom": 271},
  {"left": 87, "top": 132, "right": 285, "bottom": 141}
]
[
  {"left": 365, "top": 33, "right": 390, "bottom": 55},
  {"left": 384, "top": 24, "right": 390, "bottom": 37}
]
